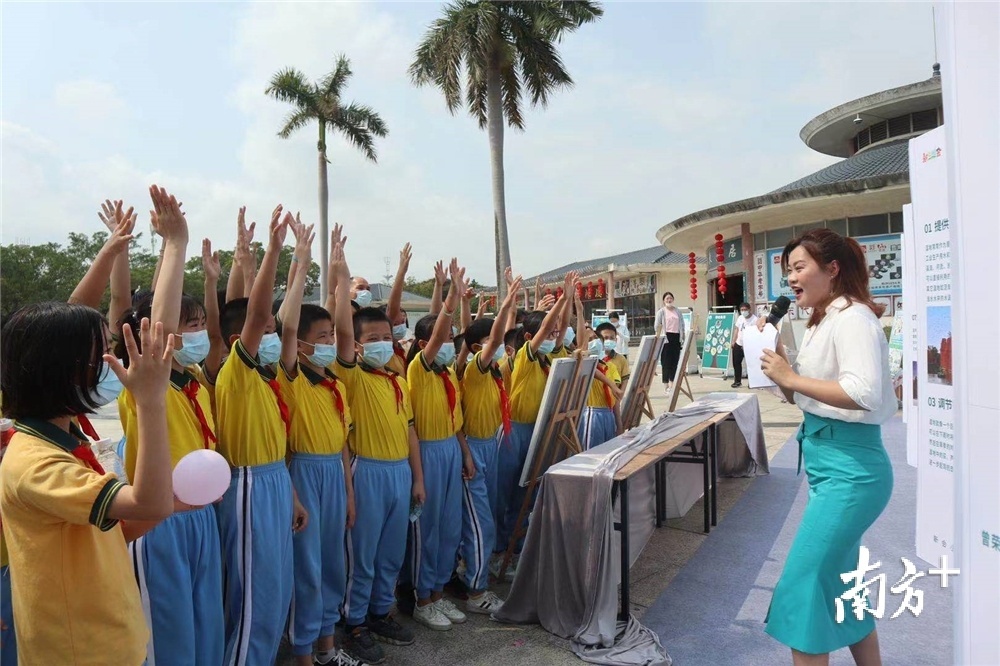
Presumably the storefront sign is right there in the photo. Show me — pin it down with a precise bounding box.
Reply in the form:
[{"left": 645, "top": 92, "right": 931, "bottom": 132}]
[
  {"left": 766, "top": 249, "right": 795, "bottom": 302},
  {"left": 613, "top": 274, "right": 656, "bottom": 298},
  {"left": 753, "top": 251, "right": 767, "bottom": 303},
  {"left": 706, "top": 237, "right": 742, "bottom": 269}
]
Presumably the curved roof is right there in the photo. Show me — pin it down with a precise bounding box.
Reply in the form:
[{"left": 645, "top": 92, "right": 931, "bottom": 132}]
[
  {"left": 656, "top": 140, "right": 911, "bottom": 252},
  {"left": 800, "top": 75, "right": 942, "bottom": 157},
  {"left": 531, "top": 245, "right": 696, "bottom": 284}
]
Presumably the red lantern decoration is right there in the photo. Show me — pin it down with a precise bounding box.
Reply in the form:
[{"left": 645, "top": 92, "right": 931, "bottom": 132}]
[
  {"left": 688, "top": 252, "right": 696, "bottom": 260},
  {"left": 690, "top": 277, "right": 698, "bottom": 285},
  {"left": 586, "top": 281, "right": 595, "bottom": 299},
  {"left": 714, "top": 234, "right": 724, "bottom": 242},
  {"left": 716, "top": 253, "right": 725, "bottom": 262},
  {"left": 556, "top": 287, "right": 564, "bottom": 298},
  {"left": 689, "top": 268, "right": 697, "bottom": 276},
  {"left": 575, "top": 282, "right": 583, "bottom": 297}
]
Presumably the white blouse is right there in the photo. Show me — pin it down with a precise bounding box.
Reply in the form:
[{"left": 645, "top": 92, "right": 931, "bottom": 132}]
[{"left": 792, "top": 296, "right": 897, "bottom": 425}]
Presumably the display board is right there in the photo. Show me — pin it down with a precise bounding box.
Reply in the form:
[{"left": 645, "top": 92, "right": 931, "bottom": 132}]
[
  {"left": 619, "top": 335, "right": 665, "bottom": 430},
  {"left": 699, "top": 312, "right": 736, "bottom": 378}
]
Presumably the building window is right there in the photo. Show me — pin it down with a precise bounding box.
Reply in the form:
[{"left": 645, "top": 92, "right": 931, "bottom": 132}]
[
  {"left": 889, "top": 211, "right": 904, "bottom": 233},
  {"left": 826, "top": 218, "right": 848, "bottom": 236},
  {"left": 848, "top": 214, "right": 889, "bottom": 237},
  {"left": 912, "top": 109, "right": 939, "bottom": 132},
  {"left": 753, "top": 232, "right": 766, "bottom": 250},
  {"left": 766, "top": 227, "right": 794, "bottom": 248},
  {"left": 613, "top": 294, "right": 657, "bottom": 338},
  {"left": 794, "top": 221, "right": 824, "bottom": 236}
]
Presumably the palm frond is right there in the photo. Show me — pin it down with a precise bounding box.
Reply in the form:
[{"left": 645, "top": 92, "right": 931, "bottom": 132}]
[
  {"left": 320, "top": 54, "right": 353, "bottom": 97},
  {"left": 265, "top": 68, "right": 320, "bottom": 113},
  {"left": 498, "top": 55, "right": 524, "bottom": 130},
  {"left": 277, "top": 108, "right": 316, "bottom": 138},
  {"left": 335, "top": 103, "right": 389, "bottom": 162}
]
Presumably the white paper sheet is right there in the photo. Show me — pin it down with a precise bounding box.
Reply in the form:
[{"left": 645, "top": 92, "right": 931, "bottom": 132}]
[{"left": 742, "top": 323, "right": 779, "bottom": 388}]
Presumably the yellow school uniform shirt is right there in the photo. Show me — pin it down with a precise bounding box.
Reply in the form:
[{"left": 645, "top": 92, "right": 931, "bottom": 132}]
[
  {"left": 118, "top": 367, "right": 218, "bottom": 483},
  {"left": 461, "top": 352, "right": 507, "bottom": 440},
  {"left": 606, "top": 351, "right": 630, "bottom": 380},
  {"left": 587, "top": 359, "right": 622, "bottom": 408},
  {"left": 408, "top": 351, "right": 464, "bottom": 441},
  {"left": 509, "top": 344, "right": 551, "bottom": 424},
  {"left": 500, "top": 355, "right": 514, "bottom": 394},
  {"left": 278, "top": 362, "right": 352, "bottom": 455},
  {"left": 386, "top": 344, "right": 408, "bottom": 377},
  {"left": 0, "top": 419, "right": 147, "bottom": 665},
  {"left": 335, "top": 357, "right": 413, "bottom": 460},
  {"left": 215, "top": 339, "right": 287, "bottom": 467}
]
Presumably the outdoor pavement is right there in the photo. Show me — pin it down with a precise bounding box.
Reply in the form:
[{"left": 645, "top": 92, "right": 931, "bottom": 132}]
[{"left": 90, "top": 363, "right": 805, "bottom": 666}]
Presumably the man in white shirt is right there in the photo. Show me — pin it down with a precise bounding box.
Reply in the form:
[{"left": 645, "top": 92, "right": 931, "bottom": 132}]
[
  {"left": 608, "top": 311, "right": 631, "bottom": 359},
  {"left": 731, "top": 302, "right": 756, "bottom": 388}
]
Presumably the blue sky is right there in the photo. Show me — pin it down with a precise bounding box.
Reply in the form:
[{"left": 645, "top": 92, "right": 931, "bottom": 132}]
[{"left": 2, "top": 1, "right": 934, "bottom": 285}]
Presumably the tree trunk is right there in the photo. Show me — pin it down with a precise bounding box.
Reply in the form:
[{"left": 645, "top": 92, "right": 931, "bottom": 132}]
[
  {"left": 318, "top": 121, "right": 330, "bottom": 304},
  {"left": 486, "top": 65, "right": 511, "bottom": 299}
]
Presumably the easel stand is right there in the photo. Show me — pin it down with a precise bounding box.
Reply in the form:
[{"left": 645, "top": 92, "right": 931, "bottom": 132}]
[
  {"left": 668, "top": 330, "right": 696, "bottom": 412},
  {"left": 499, "top": 359, "right": 591, "bottom": 580}
]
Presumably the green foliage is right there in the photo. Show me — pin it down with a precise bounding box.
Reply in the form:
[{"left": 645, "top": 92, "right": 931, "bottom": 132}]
[{"left": 1, "top": 233, "right": 320, "bottom": 319}]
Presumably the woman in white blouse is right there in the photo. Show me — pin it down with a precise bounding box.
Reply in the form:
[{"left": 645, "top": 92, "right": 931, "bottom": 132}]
[
  {"left": 759, "top": 229, "right": 895, "bottom": 666},
  {"left": 654, "top": 292, "right": 685, "bottom": 392}
]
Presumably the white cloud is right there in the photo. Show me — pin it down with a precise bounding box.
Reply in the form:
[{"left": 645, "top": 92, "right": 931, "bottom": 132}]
[{"left": 52, "top": 80, "right": 130, "bottom": 128}]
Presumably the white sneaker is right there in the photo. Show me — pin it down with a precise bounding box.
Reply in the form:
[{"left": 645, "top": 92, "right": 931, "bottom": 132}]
[
  {"left": 434, "top": 597, "right": 467, "bottom": 624},
  {"left": 466, "top": 590, "right": 504, "bottom": 615},
  {"left": 413, "top": 601, "right": 452, "bottom": 631},
  {"left": 333, "top": 650, "right": 369, "bottom": 666}
]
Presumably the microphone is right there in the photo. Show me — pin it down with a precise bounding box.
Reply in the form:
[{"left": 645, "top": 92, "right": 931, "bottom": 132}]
[{"left": 765, "top": 296, "right": 792, "bottom": 327}]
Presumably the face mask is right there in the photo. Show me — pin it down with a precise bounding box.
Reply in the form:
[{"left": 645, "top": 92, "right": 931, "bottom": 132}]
[
  {"left": 354, "top": 290, "right": 373, "bottom": 308},
  {"left": 538, "top": 339, "right": 556, "bottom": 355},
  {"left": 257, "top": 332, "right": 281, "bottom": 365},
  {"left": 587, "top": 339, "right": 604, "bottom": 356},
  {"left": 392, "top": 324, "right": 408, "bottom": 341},
  {"left": 88, "top": 363, "right": 124, "bottom": 407},
  {"left": 362, "top": 341, "right": 394, "bottom": 369},
  {"left": 741, "top": 311, "right": 750, "bottom": 317},
  {"left": 603, "top": 339, "right": 617, "bottom": 351},
  {"left": 434, "top": 343, "right": 456, "bottom": 367},
  {"left": 610, "top": 321, "right": 619, "bottom": 328},
  {"left": 492, "top": 346, "right": 506, "bottom": 364},
  {"left": 304, "top": 342, "right": 336, "bottom": 368},
  {"left": 563, "top": 326, "right": 575, "bottom": 347},
  {"left": 174, "top": 329, "right": 210, "bottom": 366}
]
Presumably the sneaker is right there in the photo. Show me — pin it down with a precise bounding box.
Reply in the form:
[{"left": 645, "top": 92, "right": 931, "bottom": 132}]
[
  {"left": 434, "top": 597, "right": 467, "bottom": 624},
  {"left": 730, "top": 382, "right": 742, "bottom": 388},
  {"left": 413, "top": 601, "right": 452, "bottom": 631},
  {"left": 466, "top": 590, "right": 504, "bottom": 615},
  {"left": 340, "top": 626, "right": 385, "bottom": 665},
  {"left": 334, "top": 650, "right": 371, "bottom": 666},
  {"left": 367, "top": 612, "right": 414, "bottom": 646}
]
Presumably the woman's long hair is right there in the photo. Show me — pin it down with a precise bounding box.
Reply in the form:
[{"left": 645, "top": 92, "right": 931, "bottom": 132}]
[{"left": 781, "top": 228, "right": 885, "bottom": 327}]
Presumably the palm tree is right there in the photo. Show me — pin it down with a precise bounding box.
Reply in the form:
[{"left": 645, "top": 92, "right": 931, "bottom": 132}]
[
  {"left": 410, "top": 1, "right": 602, "bottom": 296},
  {"left": 266, "top": 55, "right": 388, "bottom": 302}
]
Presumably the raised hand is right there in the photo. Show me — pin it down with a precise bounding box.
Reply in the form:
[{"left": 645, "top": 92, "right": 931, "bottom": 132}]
[
  {"left": 507, "top": 275, "right": 524, "bottom": 302},
  {"left": 106, "top": 318, "right": 175, "bottom": 405},
  {"left": 475, "top": 292, "right": 488, "bottom": 318},
  {"left": 291, "top": 213, "right": 316, "bottom": 264},
  {"left": 563, "top": 270, "right": 580, "bottom": 296},
  {"left": 148, "top": 185, "right": 188, "bottom": 242},
  {"left": 433, "top": 260, "right": 447, "bottom": 285},
  {"left": 202, "top": 239, "right": 221, "bottom": 284},
  {"left": 268, "top": 205, "right": 288, "bottom": 248},
  {"left": 98, "top": 199, "right": 136, "bottom": 234},
  {"left": 535, "top": 293, "right": 557, "bottom": 311},
  {"left": 399, "top": 242, "right": 412, "bottom": 274},
  {"left": 102, "top": 205, "right": 137, "bottom": 256},
  {"left": 504, "top": 266, "right": 514, "bottom": 287},
  {"left": 330, "top": 237, "right": 351, "bottom": 282}
]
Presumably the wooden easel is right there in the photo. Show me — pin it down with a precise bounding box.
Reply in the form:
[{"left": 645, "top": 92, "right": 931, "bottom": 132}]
[
  {"left": 620, "top": 336, "right": 666, "bottom": 431},
  {"left": 668, "top": 330, "right": 696, "bottom": 412},
  {"left": 499, "top": 356, "right": 594, "bottom": 579}
]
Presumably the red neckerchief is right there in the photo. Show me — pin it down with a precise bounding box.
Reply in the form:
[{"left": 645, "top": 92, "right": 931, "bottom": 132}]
[
  {"left": 366, "top": 366, "right": 404, "bottom": 413},
  {"left": 73, "top": 442, "right": 106, "bottom": 475},
  {"left": 75, "top": 413, "right": 100, "bottom": 441},
  {"left": 489, "top": 364, "right": 512, "bottom": 435},
  {"left": 597, "top": 360, "right": 615, "bottom": 407},
  {"left": 181, "top": 380, "right": 217, "bottom": 448},
  {"left": 318, "top": 375, "right": 348, "bottom": 429},
  {"left": 434, "top": 365, "right": 458, "bottom": 428},
  {"left": 265, "top": 378, "right": 291, "bottom": 437}
]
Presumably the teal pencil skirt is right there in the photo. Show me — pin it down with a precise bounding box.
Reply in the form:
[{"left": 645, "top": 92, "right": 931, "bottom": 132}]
[{"left": 765, "top": 413, "right": 893, "bottom": 654}]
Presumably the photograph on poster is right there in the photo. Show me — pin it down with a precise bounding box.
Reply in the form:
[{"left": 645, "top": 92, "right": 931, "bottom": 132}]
[
  {"left": 874, "top": 295, "right": 893, "bottom": 316},
  {"left": 926, "top": 305, "right": 953, "bottom": 386}
]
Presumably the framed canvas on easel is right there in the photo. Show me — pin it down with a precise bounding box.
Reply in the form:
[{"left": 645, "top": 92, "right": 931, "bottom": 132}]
[
  {"left": 499, "top": 354, "right": 597, "bottom": 578},
  {"left": 667, "top": 330, "right": 696, "bottom": 412},
  {"left": 619, "top": 335, "right": 665, "bottom": 431}
]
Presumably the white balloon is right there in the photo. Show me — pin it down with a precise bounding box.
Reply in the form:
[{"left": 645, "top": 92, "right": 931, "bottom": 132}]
[{"left": 172, "top": 449, "right": 231, "bottom": 506}]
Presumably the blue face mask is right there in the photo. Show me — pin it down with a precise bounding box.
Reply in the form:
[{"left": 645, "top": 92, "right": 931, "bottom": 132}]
[
  {"left": 257, "top": 332, "right": 281, "bottom": 365},
  {"left": 434, "top": 343, "right": 456, "bottom": 367},
  {"left": 538, "top": 339, "right": 556, "bottom": 355},
  {"left": 362, "top": 341, "right": 394, "bottom": 369},
  {"left": 392, "top": 324, "right": 408, "bottom": 341},
  {"left": 587, "top": 339, "right": 604, "bottom": 356},
  {"left": 603, "top": 339, "right": 617, "bottom": 351},
  {"left": 354, "top": 290, "right": 373, "bottom": 308},
  {"left": 492, "top": 346, "right": 505, "bottom": 364},
  {"left": 563, "top": 326, "right": 575, "bottom": 347},
  {"left": 303, "top": 342, "right": 336, "bottom": 368},
  {"left": 174, "top": 329, "right": 210, "bottom": 367},
  {"left": 88, "top": 363, "right": 124, "bottom": 407}
]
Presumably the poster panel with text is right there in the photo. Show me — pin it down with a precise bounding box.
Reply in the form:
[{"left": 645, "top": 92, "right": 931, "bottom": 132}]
[
  {"left": 900, "top": 214, "right": 920, "bottom": 468},
  {"left": 909, "top": 126, "right": 954, "bottom": 566},
  {"left": 700, "top": 312, "right": 735, "bottom": 376}
]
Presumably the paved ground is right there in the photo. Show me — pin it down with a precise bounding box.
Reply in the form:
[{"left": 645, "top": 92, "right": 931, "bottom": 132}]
[{"left": 91, "top": 365, "right": 804, "bottom": 666}]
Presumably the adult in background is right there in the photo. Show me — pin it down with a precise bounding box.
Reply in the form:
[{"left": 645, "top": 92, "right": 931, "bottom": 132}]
[
  {"left": 607, "top": 311, "right": 631, "bottom": 360},
  {"left": 730, "top": 302, "right": 756, "bottom": 388},
  {"left": 654, "top": 292, "right": 685, "bottom": 393},
  {"left": 759, "top": 228, "right": 895, "bottom": 666}
]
